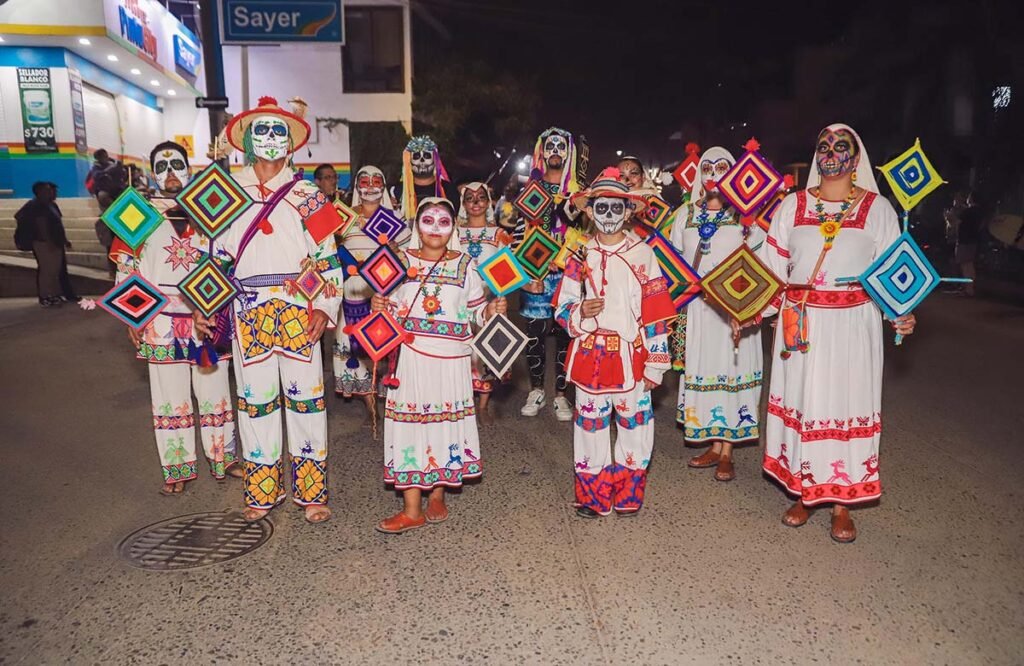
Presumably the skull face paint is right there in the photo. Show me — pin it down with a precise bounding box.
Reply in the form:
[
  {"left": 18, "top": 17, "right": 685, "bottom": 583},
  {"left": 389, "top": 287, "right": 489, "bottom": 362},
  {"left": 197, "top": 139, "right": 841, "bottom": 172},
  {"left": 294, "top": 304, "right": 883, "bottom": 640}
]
[
  {"left": 417, "top": 203, "right": 454, "bottom": 240},
  {"left": 815, "top": 128, "right": 858, "bottom": 178},
  {"left": 617, "top": 159, "right": 644, "bottom": 190},
  {"left": 591, "top": 196, "right": 628, "bottom": 235},
  {"left": 153, "top": 148, "right": 190, "bottom": 193},
  {"left": 699, "top": 158, "right": 732, "bottom": 191},
  {"left": 356, "top": 167, "right": 385, "bottom": 202},
  {"left": 543, "top": 133, "right": 569, "bottom": 170},
  {"left": 410, "top": 149, "right": 436, "bottom": 177},
  {"left": 250, "top": 115, "right": 290, "bottom": 161}
]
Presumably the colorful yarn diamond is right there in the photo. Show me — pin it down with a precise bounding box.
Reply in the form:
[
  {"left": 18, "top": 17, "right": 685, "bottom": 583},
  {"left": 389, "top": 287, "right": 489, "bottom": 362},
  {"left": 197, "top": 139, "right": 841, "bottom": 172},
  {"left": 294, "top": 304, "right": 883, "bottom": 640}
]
[
  {"left": 294, "top": 265, "right": 326, "bottom": 302},
  {"left": 364, "top": 207, "right": 406, "bottom": 245},
  {"left": 752, "top": 189, "right": 787, "bottom": 233},
  {"left": 848, "top": 231, "right": 940, "bottom": 320},
  {"left": 177, "top": 259, "right": 239, "bottom": 317},
  {"left": 101, "top": 188, "right": 163, "bottom": 250},
  {"left": 477, "top": 247, "right": 530, "bottom": 296},
  {"left": 176, "top": 163, "right": 253, "bottom": 239},
  {"left": 471, "top": 313, "right": 529, "bottom": 377},
  {"left": 553, "top": 227, "right": 589, "bottom": 270},
  {"left": 644, "top": 197, "right": 673, "bottom": 231},
  {"left": 644, "top": 230, "right": 702, "bottom": 311},
  {"left": 717, "top": 140, "right": 783, "bottom": 216},
  {"left": 99, "top": 272, "right": 168, "bottom": 330},
  {"left": 358, "top": 244, "right": 409, "bottom": 296},
  {"left": 699, "top": 244, "right": 783, "bottom": 325},
  {"left": 514, "top": 180, "right": 554, "bottom": 220},
  {"left": 515, "top": 225, "right": 560, "bottom": 280},
  {"left": 672, "top": 143, "right": 701, "bottom": 190},
  {"left": 299, "top": 190, "right": 346, "bottom": 245},
  {"left": 877, "top": 138, "right": 945, "bottom": 211},
  {"left": 349, "top": 309, "right": 405, "bottom": 361}
]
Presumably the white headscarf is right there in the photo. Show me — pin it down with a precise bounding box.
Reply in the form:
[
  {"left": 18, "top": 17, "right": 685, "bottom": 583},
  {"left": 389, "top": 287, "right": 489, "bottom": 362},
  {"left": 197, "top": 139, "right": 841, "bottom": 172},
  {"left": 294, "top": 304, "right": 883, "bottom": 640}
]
[
  {"left": 409, "top": 197, "right": 463, "bottom": 252},
  {"left": 351, "top": 165, "right": 395, "bottom": 209},
  {"left": 805, "top": 123, "right": 879, "bottom": 194},
  {"left": 691, "top": 146, "right": 736, "bottom": 202},
  {"left": 456, "top": 181, "right": 495, "bottom": 223}
]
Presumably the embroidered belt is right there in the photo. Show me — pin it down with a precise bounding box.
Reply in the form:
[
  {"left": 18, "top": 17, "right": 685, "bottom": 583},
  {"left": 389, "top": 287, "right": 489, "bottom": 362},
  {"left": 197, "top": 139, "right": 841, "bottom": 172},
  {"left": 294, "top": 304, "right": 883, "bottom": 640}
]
[
  {"left": 786, "top": 288, "right": 870, "bottom": 308},
  {"left": 238, "top": 273, "right": 300, "bottom": 288}
]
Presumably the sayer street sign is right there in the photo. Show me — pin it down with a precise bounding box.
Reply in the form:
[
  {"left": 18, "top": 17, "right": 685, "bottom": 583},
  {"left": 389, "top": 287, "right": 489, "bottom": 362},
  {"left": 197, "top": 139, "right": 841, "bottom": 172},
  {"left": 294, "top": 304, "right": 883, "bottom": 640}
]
[
  {"left": 196, "top": 96, "right": 230, "bottom": 109},
  {"left": 220, "top": 0, "right": 344, "bottom": 44}
]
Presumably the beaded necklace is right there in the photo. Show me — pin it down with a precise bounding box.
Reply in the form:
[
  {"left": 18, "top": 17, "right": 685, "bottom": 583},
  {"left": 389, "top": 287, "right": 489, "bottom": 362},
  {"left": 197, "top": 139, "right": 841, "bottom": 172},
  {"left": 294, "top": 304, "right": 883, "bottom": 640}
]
[
  {"left": 460, "top": 226, "right": 488, "bottom": 259},
  {"left": 695, "top": 199, "right": 732, "bottom": 255},
  {"left": 812, "top": 185, "right": 858, "bottom": 250}
]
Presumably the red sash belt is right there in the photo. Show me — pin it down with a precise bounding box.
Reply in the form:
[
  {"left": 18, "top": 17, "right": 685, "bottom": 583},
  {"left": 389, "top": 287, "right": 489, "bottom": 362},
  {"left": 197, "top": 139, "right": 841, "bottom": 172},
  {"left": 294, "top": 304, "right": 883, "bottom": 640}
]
[{"left": 787, "top": 288, "right": 870, "bottom": 308}]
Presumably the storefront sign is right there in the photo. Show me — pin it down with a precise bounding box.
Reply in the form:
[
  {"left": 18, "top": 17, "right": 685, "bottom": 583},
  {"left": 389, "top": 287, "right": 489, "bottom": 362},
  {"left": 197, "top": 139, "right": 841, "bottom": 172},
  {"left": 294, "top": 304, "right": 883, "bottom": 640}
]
[
  {"left": 17, "top": 68, "right": 57, "bottom": 154},
  {"left": 67, "top": 66, "right": 90, "bottom": 155},
  {"left": 221, "top": 0, "right": 344, "bottom": 44},
  {"left": 173, "top": 34, "right": 201, "bottom": 77}
]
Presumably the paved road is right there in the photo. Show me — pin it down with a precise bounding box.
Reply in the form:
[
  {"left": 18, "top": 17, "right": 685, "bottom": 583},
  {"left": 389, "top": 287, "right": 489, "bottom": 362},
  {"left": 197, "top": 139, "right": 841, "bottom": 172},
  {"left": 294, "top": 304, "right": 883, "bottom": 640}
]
[{"left": 1, "top": 293, "right": 1022, "bottom": 664}]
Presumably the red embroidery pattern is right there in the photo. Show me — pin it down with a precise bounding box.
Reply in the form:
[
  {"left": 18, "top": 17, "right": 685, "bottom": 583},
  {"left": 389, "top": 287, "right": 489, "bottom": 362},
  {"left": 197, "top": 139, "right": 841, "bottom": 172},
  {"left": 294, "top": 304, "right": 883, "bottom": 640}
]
[
  {"left": 786, "top": 288, "right": 871, "bottom": 308},
  {"left": 766, "top": 396, "right": 881, "bottom": 442},
  {"left": 767, "top": 234, "right": 790, "bottom": 257},
  {"left": 794, "top": 190, "right": 876, "bottom": 229},
  {"left": 762, "top": 453, "right": 882, "bottom": 506}
]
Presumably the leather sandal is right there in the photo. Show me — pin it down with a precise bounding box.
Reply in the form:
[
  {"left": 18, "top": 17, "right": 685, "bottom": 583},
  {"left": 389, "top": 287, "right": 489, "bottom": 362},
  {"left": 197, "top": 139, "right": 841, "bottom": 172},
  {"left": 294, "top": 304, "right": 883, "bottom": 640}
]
[
  {"left": 425, "top": 500, "right": 449, "bottom": 524},
  {"left": 830, "top": 508, "right": 857, "bottom": 543},
  {"left": 714, "top": 456, "right": 735, "bottom": 482},
  {"left": 376, "top": 511, "right": 426, "bottom": 534},
  {"left": 782, "top": 502, "right": 810, "bottom": 527},
  {"left": 688, "top": 449, "right": 721, "bottom": 468}
]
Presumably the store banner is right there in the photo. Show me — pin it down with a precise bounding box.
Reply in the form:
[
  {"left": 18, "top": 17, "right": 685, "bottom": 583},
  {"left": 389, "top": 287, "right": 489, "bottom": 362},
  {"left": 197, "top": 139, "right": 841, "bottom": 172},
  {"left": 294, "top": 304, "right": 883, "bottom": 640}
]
[
  {"left": 68, "top": 66, "right": 90, "bottom": 155},
  {"left": 17, "top": 67, "right": 58, "bottom": 154}
]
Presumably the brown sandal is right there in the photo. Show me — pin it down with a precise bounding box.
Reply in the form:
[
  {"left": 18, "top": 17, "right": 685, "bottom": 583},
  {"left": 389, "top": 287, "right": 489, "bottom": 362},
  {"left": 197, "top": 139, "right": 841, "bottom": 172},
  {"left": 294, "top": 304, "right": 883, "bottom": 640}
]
[
  {"left": 714, "top": 456, "right": 735, "bottom": 482},
  {"left": 376, "top": 511, "right": 426, "bottom": 534},
  {"left": 782, "top": 502, "right": 810, "bottom": 527},
  {"left": 830, "top": 508, "right": 857, "bottom": 543},
  {"left": 425, "top": 500, "right": 449, "bottom": 524},
  {"left": 688, "top": 449, "right": 721, "bottom": 468}
]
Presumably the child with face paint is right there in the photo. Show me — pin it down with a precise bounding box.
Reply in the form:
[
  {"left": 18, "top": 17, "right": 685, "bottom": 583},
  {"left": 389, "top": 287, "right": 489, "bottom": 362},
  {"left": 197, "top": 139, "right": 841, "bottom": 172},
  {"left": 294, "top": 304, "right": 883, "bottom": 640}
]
[
  {"left": 517, "top": 127, "right": 581, "bottom": 421},
  {"left": 370, "top": 198, "right": 506, "bottom": 533},
  {"left": 457, "top": 182, "right": 514, "bottom": 423},
  {"left": 757, "top": 124, "right": 917, "bottom": 543},
  {"left": 668, "top": 147, "right": 767, "bottom": 483},
  {"left": 555, "top": 168, "right": 676, "bottom": 518},
  {"left": 109, "top": 141, "right": 241, "bottom": 495},
  {"left": 332, "top": 165, "right": 408, "bottom": 414}
]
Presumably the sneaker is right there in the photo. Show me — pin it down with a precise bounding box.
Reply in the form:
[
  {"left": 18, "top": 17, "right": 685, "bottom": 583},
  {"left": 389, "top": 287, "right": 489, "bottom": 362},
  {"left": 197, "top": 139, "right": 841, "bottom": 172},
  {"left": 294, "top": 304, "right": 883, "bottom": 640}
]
[
  {"left": 553, "top": 396, "right": 573, "bottom": 421},
  {"left": 520, "top": 388, "right": 546, "bottom": 416},
  {"left": 61, "top": 295, "right": 82, "bottom": 304}
]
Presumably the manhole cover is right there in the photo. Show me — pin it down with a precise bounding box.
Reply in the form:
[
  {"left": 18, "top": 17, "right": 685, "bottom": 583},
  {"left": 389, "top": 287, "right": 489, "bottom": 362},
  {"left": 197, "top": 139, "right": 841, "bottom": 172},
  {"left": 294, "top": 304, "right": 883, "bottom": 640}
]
[{"left": 118, "top": 510, "right": 272, "bottom": 571}]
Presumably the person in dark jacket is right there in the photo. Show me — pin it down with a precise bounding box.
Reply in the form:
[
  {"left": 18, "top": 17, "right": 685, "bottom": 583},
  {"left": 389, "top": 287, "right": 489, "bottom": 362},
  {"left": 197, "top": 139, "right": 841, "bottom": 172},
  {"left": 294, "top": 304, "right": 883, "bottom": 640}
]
[{"left": 14, "top": 182, "right": 71, "bottom": 307}]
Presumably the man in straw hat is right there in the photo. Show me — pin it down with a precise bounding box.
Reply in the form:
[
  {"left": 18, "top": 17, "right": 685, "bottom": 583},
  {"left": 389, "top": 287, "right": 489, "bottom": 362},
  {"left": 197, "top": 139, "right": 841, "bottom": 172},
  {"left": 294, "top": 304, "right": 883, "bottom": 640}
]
[
  {"left": 555, "top": 167, "right": 676, "bottom": 518},
  {"left": 194, "top": 96, "right": 344, "bottom": 524}
]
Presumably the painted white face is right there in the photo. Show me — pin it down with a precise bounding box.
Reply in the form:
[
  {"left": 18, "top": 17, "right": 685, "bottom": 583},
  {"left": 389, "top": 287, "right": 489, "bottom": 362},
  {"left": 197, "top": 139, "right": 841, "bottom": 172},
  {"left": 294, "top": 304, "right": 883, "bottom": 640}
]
[
  {"left": 250, "top": 115, "right": 290, "bottom": 161},
  {"left": 543, "top": 134, "right": 569, "bottom": 170},
  {"left": 591, "top": 196, "right": 628, "bottom": 234},
  {"left": 153, "top": 148, "right": 189, "bottom": 193},
  {"left": 410, "top": 149, "right": 435, "bottom": 177},
  {"left": 356, "top": 169, "right": 385, "bottom": 202},
  {"left": 417, "top": 203, "right": 454, "bottom": 239},
  {"left": 699, "top": 158, "right": 732, "bottom": 190}
]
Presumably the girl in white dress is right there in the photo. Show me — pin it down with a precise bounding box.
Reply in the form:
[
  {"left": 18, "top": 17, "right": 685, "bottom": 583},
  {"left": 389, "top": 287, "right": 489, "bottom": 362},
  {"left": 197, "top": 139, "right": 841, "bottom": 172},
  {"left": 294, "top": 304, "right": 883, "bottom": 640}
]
[
  {"left": 372, "top": 198, "right": 506, "bottom": 533},
  {"left": 670, "top": 147, "right": 765, "bottom": 482},
  {"left": 758, "top": 124, "right": 916, "bottom": 542}
]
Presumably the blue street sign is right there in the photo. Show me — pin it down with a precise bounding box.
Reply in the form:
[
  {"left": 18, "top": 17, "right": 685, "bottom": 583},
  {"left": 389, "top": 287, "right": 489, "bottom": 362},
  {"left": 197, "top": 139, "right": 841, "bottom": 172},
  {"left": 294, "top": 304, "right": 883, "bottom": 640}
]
[
  {"left": 173, "top": 34, "right": 202, "bottom": 77},
  {"left": 220, "top": 0, "right": 344, "bottom": 44}
]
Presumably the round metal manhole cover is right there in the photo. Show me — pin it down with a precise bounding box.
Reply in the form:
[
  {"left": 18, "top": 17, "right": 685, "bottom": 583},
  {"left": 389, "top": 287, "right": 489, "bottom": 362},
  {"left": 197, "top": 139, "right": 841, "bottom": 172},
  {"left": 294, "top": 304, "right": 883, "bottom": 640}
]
[{"left": 118, "top": 510, "right": 273, "bottom": 571}]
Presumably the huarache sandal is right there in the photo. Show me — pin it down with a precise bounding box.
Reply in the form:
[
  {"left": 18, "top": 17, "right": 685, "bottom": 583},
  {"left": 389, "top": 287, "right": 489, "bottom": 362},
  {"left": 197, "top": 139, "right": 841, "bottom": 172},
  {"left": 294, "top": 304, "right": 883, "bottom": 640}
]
[
  {"left": 782, "top": 502, "right": 810, "bottom": 528},
  {"left": 714, "top": 456, "right": 735, "bottom": 482},
  {"left": 688, "top": 449, "right": 721, "bottom": 468},
  {"left": 425, "top": 501, "right": 449, "bottom": 524},
  {"left": 830, "top": 508, "right": 857, "bottom": 543},
  {"left": 376, "top": 511, "right": 426, "bottom": 534}
]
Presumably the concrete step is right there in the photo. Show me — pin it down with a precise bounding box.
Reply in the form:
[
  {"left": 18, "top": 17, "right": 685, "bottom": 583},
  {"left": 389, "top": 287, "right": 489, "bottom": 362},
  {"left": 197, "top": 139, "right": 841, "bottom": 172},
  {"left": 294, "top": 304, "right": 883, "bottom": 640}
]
[
  {"left": 0, "top": 197, "right": 100, "bottom": 218},
  {"left": 0, "top": 249, "right": 110, "bottom": 271},
  {"left": 0, "top": 236, "right": 106, "bottom": 253}
]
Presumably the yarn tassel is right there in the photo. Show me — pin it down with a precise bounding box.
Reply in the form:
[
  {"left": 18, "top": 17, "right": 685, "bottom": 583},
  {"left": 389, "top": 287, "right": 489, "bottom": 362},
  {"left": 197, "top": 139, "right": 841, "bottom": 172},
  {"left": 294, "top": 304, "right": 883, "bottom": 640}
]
[
  {"left": 197, "top": 339, "right": 219, "bottom": 368},
  {"left": 173, "top": 337, "right": 184, "bottom": 361}
]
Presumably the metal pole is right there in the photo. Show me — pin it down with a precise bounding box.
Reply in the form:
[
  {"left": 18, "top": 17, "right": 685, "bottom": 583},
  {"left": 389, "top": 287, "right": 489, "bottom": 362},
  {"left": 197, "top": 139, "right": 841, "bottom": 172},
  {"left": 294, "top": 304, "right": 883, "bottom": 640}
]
[
  {"left": 241, "top": 45, "right": 249, "bottom": 111},
  {"left": 197, "top": 0, "right": 227, "bottom": 167}
]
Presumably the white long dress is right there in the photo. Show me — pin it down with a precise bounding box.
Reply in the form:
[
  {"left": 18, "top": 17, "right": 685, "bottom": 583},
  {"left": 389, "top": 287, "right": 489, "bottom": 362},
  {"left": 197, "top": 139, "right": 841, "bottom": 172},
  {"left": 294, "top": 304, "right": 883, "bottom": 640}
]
[
  {"left": 670, "top": 204, "right": 765, "bottom": 443},
  {"left": 383, "top": 251, "right": 488, "bottom": 489},
  {"left": 759, "top": 189, "right": 900, "bottom": 506}
]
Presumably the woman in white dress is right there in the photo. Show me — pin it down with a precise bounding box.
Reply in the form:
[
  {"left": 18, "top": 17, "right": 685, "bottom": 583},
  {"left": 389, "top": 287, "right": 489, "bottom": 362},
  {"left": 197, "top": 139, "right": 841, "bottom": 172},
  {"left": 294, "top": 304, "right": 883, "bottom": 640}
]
[
  {"left": 456, "top": 182, "right": 513, "bottom": 423},
  {"left": 670, "top": 147, "right": 766, "bottom": 482},
  {"left": 372, "top": 198, "right": 506, "bottom": 534},
  {"left": 758, "top": 124, "right": 916, "bottom": 542}
]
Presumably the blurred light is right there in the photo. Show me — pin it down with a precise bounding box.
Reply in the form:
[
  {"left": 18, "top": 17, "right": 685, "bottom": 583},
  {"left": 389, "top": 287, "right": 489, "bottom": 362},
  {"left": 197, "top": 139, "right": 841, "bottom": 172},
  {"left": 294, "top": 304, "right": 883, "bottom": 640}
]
[
  {"left": 167, "top": 89, "right": 176, "bottom": 96},
  {"left": 150, "top": 79, "right": 160, "bottom": 86},
  {"left": 106, "top": 54, "right": 118, "bottom": 62},
  {"left": 78, "top": 38, "right": 91, "bottom": 45},
  {"left": 993, "top": 86, "right": 1011, "bottom": 109},
  {"left": 493, "top": 150, "right": 501, "bottom": 158},
  {"left": 0, "top": 37, "right": 6, "bottom": 43},
  {"left": 615, "top": 150, "right": 623, "bottom": 157},
  {"left": 130, "top": 68, "right": 141, "bottom": 75}
]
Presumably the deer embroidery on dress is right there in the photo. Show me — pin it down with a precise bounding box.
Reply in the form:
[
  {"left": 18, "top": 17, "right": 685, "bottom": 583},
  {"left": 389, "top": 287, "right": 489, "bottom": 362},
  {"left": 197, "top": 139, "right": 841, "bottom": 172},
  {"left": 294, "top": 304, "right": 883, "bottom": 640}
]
[
  {"left": 400, "top": 446, "right": 417, "bottom": 470},
  {"left": 827, "top": 459, "right": 853, "bottom": 485},
  {"left": 777, "top": 443, "right": 790, "bottom": 469},
  {"left": 575, "top": 456, "right": 590, "bottom": 470},
  {"left": 446, "top": 443, "right": 463, "bottom": 469},
  {"left": 800, "top": 461, "right": 816, "bottom": 485},
  {"left": 736, "top": 405, "right": 755, "bottom": 426},
  {"left": 425, "top": 446, "right": 440, "bottom": 471},
  {"left": 684, "top": 406, "right": 701, "bottom": 426},
  {"left": 860, "top": 454, "right": 879, "bottom": 481},
  {"left": 709, "top": 406, "right": 728, "bottom": 427}
]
